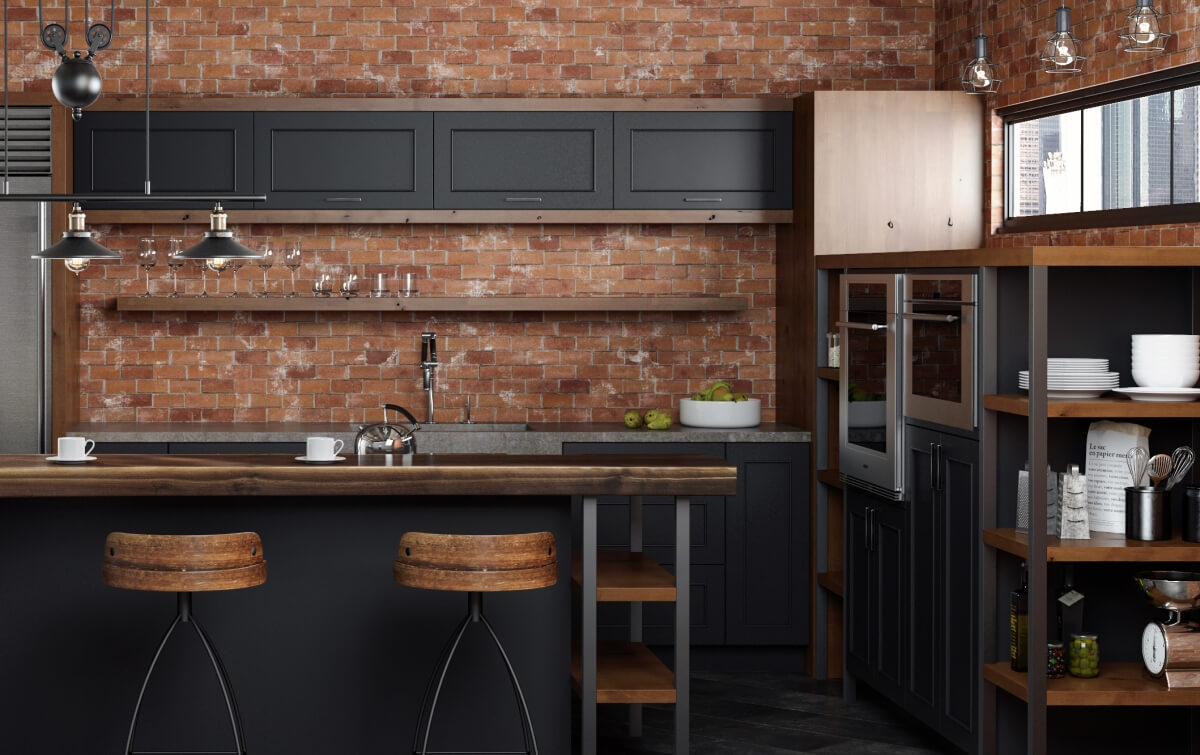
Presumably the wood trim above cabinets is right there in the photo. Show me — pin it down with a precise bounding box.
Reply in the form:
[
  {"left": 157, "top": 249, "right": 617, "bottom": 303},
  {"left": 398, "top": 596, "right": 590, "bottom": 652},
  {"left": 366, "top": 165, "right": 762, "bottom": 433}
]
[
  {"left": 86, "top": 208, "right": 793, "bottom": 225},
  {"left": 89, "top": 97, "right": 796, "bottom": 113}
]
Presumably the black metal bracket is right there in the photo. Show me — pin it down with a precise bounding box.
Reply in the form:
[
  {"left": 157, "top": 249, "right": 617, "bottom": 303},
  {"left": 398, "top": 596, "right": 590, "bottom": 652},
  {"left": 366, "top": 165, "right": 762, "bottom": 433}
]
[
  {"left": 40, "top": 23, "right": 67, "bottom": 54},
  {"left": 86, "top": 22, "right": 112, "bottom": 53}
]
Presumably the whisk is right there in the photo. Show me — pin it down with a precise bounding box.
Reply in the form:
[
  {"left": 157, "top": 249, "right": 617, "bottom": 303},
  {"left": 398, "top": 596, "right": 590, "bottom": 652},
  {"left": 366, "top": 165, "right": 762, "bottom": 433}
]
[
  {"left": 1148, "top": 453, "right": 1173, "bottom": 489},
  {"left": 1126, "top": 446, "right": 1149, "bottom": 487},
  {"left": 1164, "top": 446, "right": 1196, "bottom": 491}
]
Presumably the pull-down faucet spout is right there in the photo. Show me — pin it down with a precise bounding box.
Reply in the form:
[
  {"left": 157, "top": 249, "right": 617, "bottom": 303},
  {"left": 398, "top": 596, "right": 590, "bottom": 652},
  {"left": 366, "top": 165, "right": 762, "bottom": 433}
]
[{"left": 420, "top": 332, "right": 438, "bottom": 423}]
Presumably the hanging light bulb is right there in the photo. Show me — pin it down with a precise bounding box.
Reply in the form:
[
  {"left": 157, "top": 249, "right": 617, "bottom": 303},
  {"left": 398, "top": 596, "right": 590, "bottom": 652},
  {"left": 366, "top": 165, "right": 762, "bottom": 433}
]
[
  {"left": 31, "top": 203, "right": 121, "bottom": 274},
  {"left": 175, "top": 204, "right": 263, "bottom": 261},
  {"left": 205, "top": 258, "right": 231, "bottom": 273},
  {"left": 962, "top": 34, "right": 1002, "bottom": 94},
  {"left": 1041, "top": 5, "right": 1086, "bottom": 74},
  {"left": 1119, "top": 0, "right": 1171, "bottom": 52}
]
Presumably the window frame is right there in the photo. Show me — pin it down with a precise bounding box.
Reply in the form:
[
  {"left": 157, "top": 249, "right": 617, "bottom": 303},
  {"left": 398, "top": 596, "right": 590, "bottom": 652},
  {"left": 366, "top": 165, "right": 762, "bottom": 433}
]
[{"left": 999, "top": 62, "right": 1200, "bottom": 234}]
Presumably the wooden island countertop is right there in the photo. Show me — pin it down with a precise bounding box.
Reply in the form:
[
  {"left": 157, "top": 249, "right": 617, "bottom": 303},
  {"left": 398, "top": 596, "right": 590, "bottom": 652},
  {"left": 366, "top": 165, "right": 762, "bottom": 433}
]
[{"left": 0, "top": 452, "right": 737, "bottom": 498}]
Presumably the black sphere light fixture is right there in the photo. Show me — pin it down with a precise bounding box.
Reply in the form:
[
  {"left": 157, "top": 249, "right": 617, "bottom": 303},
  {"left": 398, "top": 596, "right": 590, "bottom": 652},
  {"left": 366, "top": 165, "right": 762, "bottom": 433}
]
[{"left": 40, "top": 0, "right": 115, "bottom": 121}]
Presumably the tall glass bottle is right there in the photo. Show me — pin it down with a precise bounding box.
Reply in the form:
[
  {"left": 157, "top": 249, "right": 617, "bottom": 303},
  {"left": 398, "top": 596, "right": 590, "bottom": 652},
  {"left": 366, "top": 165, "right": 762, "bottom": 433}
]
[{"left": 1010, "top": 561, "right": 1029, "bottom": 671}]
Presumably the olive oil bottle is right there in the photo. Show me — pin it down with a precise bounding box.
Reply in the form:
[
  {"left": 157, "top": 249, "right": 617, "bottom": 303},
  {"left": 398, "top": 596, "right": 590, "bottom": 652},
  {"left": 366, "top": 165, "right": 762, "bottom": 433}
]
[{"left": 1010, "top": 561, "right": 1029, "bottom": 672}]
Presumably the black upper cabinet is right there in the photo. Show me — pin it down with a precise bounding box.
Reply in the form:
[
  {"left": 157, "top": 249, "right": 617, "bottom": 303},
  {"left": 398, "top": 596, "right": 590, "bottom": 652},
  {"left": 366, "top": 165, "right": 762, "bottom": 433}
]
[
  {"left": 254, "top": 112, "right": 433, "bottom": 209},
  {"left": 614, "top": 111, "right": 792, "bottom": 210},
  {"left": 434, "top": 112, "right": 613, "bottom": 209},
  {"left": 74, "top": 112, "right": 254, "bottom": 209}
]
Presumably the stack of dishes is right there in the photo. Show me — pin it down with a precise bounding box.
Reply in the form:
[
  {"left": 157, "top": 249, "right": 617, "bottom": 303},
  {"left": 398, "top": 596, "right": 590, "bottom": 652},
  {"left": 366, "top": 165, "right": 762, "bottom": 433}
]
[
  {"left": 1114, "top": 334, "right": 1200, "bottom": 402},
  {"left": 1019, "top": 358, "right": 1119, "bottom": 399}
]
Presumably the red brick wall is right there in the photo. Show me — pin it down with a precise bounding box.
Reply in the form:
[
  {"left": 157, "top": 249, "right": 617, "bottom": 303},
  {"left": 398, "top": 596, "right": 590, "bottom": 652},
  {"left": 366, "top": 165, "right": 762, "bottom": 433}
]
[
  {"left": 936, "top": 0, "right": 1200, "bottom": 247},
  {"left": 7, "top": 0, "right": 939, "bottom": 424}
]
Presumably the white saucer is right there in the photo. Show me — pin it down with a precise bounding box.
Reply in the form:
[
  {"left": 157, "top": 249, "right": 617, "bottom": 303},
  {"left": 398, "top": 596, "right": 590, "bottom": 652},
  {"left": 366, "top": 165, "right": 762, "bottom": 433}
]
[
  {"left": 46, "top": 455, "right": 96, "bottom": 464},
  {"left": 295, "top": 455, "right": 346, "bottom": 464},
  {"left": 1113, "top": 387, "right": 1200, "bottom": 402}
]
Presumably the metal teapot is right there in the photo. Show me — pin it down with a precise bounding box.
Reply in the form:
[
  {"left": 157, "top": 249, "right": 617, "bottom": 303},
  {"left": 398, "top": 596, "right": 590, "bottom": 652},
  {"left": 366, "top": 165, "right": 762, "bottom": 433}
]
[{"left": 355, "top": 403, "right": 421, "bottom": 455}]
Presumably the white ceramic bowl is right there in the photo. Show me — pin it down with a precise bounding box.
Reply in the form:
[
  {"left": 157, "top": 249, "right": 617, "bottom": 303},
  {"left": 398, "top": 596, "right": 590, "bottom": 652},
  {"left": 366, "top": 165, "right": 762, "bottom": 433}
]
[
  {"left": 1132, "top": 365, "right": 1200, "bottom": 388},
  {"left": 1132, "top": 334, "right": 1200, "bottom": 341},
  {"left": 679, "top": 398, "right": 761, "bottom": 428}
]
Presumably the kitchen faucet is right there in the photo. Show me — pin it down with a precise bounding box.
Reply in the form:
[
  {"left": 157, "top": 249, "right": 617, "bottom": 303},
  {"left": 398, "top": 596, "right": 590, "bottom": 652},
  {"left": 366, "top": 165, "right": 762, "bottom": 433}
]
[{"left": 420, "top": 332, "right": 438, "bottom": 424}]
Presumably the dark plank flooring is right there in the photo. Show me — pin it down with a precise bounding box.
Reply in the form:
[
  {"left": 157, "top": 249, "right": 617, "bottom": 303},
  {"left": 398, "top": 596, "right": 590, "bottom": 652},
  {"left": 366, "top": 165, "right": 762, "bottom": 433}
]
[{"left": 595, "top": 673, "right": 958, "bottom": 754}]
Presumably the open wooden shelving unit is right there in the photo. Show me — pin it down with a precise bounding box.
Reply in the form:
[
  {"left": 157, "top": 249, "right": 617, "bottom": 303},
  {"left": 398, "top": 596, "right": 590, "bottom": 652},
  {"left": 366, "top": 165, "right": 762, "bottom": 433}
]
[
  {"left": 983, "top": 528, "right": 1200, "bottom": 562},
  {"left": 816, "top": 569, "right": 843, "bottom": 597},
  {"left": 115, "top": 295, "right": 748, "bottom": 313},
  {"left": 984, "top": 394, "right": 1200, "bottom": 418},
  {"left": 982, "top": 662, "right": 1200, "bottom": 706},
  {"left": 571, "top": 552, "right": 677, "bottom": 603}
]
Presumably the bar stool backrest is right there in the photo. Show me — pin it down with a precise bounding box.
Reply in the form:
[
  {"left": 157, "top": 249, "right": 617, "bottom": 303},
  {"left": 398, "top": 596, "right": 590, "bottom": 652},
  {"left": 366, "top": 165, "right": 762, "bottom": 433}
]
[
  {"left": 394, "top": 531, "right": 557, "bottom": 592},
  {"left": 103, "top": 532, "right": 267, "bottom": 592}
]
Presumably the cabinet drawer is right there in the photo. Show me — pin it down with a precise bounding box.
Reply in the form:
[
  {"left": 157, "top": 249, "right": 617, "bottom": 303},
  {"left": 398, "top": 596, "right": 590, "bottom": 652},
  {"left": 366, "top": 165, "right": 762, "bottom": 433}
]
[
  {"left": 74, "top": 112, "right": 254, "bottom": 209},
  {"left": 434, "top": 112, "right": 613, "bottom": 209},
  {"left": 614, "top": 111, "right": 792, "bottom": 209},
  {"left": 598, "top": 564, "right": 725, "bottom": 645},
  {"left": 254, "top": 112, "right": 432, "bottom": 209}
]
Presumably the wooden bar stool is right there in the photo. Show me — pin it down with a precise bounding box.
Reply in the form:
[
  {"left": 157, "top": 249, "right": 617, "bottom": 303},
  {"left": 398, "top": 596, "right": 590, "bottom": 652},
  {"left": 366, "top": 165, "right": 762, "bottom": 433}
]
[
  {"left": 393, "top": 531, "right": 557, "bottom": 755},
  {"left": 103, "top": 532, "right": 267, "bottom": 755}
]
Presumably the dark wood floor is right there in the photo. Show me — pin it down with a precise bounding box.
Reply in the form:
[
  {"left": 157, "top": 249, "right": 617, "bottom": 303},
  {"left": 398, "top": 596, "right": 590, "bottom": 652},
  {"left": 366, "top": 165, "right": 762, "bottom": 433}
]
[{"left": 595, "top": 673, "right": 958, "bottom": 754}]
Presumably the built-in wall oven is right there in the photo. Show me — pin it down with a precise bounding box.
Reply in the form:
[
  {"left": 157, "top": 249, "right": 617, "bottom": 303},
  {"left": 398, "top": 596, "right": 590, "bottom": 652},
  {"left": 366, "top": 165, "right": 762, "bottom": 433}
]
[{"left": 838, "top": 272, "right": 978, "bottom": 500}]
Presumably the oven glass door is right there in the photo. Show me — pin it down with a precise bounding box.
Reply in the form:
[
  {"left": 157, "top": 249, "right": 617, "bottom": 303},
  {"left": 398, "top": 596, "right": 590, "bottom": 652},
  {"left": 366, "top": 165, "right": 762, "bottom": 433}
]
[{"left": 903, "top": 274, "right": 975, "bottom": 431}]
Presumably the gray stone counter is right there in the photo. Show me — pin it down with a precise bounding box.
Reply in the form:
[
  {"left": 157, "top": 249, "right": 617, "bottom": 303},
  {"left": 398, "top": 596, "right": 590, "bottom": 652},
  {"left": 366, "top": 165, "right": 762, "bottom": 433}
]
[{"left": 69, "top": 421, "right": 809, "bottom": 455}]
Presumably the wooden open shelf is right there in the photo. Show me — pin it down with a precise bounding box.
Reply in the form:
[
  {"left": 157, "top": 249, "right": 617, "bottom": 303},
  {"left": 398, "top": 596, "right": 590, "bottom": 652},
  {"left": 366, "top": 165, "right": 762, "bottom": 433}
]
[
  {"left": 983, "top": 661, "right": 1200, "bottom": 706},
  {"left": 983, "top": 528, "right": 1200, "bottom": 562},
  {"left": 817, "top": 569, "right": 843, "bottom": 597},
  {"left": 571, "top": 641, "right": 676, "bottom": 704},
  {"left": 115, "top": 295, "right": 748, "bottom": 313},
  {"left": 571, "top": 551, "right": 677, "bottom": 603},
  {"left": 984, "top": 394, "right": 1200, "bottom": 418},
  {"left": 816, "top": 246, "right": 1200, "bottom": 270},
  {"left": 816, "top": 468, "right": 842, "bottom": 489},
  {"left": 817, "top": 366, "right": 840, "bottom": 381}
]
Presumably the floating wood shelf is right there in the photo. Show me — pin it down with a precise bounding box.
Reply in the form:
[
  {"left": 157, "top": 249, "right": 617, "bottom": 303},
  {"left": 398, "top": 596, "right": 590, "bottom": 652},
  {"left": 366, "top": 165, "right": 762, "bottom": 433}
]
[
  {"left": 817, "top": 570, "right": 843, "bottom": 597},
  {"left": 90, "top": 208, "right": 793, "bottom": 226},
  {"left": 983, "top": 661, "right": 1200, "bottom": 706},
  {"left": 571, "top": 551, "right": 677, "bottom": 603},
  {"left": 817, "top": 367, "right": 840, "bottom": 381},
  {"left": 984, "top": 394, "right": 1200, "bottom": 418},
  {"left": 983, "top": 528, "right": 1200, "bottom": 562},
  {"left": 571, "top": 641, "right": 676, "bottom": 705},
  {"left": 816, "top": 246, "right": 1200, "bottom": 270},
  {"left": 816, "top": 469, "right": 842, "bottom": 489},
  {"left": 114, "top": 295, "right": 748, "bottom": 313}
]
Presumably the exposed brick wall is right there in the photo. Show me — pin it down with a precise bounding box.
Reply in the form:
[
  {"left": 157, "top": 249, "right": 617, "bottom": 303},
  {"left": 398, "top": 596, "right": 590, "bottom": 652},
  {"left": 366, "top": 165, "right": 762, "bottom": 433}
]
[
  {"left": 936, "top": 0, "right": 1200, "bottom": 247},
  {"left": 5, "top": 0, "right": 939, "bottom": 424}
]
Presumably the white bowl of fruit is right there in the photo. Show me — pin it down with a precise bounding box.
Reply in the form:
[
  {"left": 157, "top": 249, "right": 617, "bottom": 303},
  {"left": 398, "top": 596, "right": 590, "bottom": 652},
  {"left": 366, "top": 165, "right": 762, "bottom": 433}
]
[{"left": 680, "top": 382, "right": 761, "bottom": 428}]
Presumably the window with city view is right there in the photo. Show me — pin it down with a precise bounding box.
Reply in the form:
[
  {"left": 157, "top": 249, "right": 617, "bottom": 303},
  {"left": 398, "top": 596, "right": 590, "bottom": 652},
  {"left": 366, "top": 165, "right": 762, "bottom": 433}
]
[{"left": 1002, "top": 65, "right": 1200, "bottom": 232}]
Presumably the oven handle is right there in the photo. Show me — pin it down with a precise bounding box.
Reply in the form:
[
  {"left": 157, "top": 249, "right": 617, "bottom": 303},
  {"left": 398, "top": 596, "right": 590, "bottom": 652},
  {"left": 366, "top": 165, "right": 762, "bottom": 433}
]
[
  {"left": 900, "top": 312, "right": 959, "bottom": 323},
  {"left": 835, "top": 320, "right": 888, "bottom": 331}
]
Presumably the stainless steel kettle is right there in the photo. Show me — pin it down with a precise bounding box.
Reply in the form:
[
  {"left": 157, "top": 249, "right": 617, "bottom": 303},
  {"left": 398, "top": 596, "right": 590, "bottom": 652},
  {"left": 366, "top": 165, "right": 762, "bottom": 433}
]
[{"left": 355, "top": 403, "right": 421, "bottom": 455}]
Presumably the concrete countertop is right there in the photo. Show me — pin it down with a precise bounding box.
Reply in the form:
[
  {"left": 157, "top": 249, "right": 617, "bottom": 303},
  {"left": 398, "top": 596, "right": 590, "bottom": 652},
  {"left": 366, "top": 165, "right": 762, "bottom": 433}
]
[{"left": 68, "top": 421, "right": 810, "bottom": 454}]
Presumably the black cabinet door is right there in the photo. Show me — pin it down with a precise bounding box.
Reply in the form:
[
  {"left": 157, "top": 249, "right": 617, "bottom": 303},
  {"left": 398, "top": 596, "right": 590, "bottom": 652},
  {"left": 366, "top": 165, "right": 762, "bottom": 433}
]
[
  {"left": 614, "top": 111, "right": 792, "bottom": 209},
  {"left": 938, "top": 432, "right": 979, "bottom": 752},
  {"left": 254, "top": 112, "right": 433, "bottom": 209},
  {"left": 844, "top": 487, "right": 872, "bottom": 678},
  {"left": 74, "top": 111, "right": 254, "bottom": 209},
  {"left": 434, "top": 112, "right": 613, "bottom": 209},
  {"left": 872, "top": 497, "right": 907, "bottom": 700},
  {"left": 904, "top": 426, "right": 940, "bottom": 730},
  {"left": 725, "top": 443, "right": 809, "bottom": 645}
]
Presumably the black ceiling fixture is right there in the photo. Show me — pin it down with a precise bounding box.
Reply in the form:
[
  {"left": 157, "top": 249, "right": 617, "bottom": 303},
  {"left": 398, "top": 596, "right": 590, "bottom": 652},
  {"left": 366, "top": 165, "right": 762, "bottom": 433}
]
[{"left": 40, "top": 0, "right": 114, "bottom": 121}]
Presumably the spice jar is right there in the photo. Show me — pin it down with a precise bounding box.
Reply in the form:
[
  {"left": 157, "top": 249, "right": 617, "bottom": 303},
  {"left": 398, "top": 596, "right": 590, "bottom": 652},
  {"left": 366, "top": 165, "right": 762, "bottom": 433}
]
[
  {"left": 1069, "top": 633, "right": 1100, "bottom": 678},
  {"left": 1047, "top": 642, "right": 1066, "bottom": 679},
  {"left": 826, "top": 332, "right": 841, "bottom": 368}
]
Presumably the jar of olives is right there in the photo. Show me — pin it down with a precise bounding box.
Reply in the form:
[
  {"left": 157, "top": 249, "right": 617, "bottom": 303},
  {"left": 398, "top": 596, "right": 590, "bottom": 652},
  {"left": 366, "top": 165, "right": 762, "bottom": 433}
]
[
  {"left": 1047, "top": 642, "right": 1066, "bottom": 679},
  {"left": 1069, "top": 633, "right": 1100, "bottom": 678}
]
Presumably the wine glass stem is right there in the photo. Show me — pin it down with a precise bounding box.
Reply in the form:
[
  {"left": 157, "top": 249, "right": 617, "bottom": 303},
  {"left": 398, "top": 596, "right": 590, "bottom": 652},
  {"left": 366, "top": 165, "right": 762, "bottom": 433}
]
[
  {"left": 290, "top": 269, "right": 296, "bottom": 297},
  {"left": 201, "top": 267, "right": 208, "bottom": 297}
]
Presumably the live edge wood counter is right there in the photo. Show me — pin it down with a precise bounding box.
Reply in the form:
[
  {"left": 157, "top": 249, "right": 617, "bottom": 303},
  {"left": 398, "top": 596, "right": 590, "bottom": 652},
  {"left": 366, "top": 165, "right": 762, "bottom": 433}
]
[{"left": 0, "top": 452, "right": 737, "bottom": 498}]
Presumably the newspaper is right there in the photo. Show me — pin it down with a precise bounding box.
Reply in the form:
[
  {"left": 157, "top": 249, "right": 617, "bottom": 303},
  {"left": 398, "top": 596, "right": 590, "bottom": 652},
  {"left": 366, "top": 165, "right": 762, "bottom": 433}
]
[{"left": 1084, "top": 420, "right": 1151, "bottom": 534}]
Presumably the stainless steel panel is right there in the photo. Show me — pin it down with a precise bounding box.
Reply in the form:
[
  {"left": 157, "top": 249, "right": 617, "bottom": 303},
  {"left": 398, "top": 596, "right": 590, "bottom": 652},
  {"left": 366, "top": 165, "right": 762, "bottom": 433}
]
[{"left": 903, "top": 273, "right": 978, "bottom": 431}]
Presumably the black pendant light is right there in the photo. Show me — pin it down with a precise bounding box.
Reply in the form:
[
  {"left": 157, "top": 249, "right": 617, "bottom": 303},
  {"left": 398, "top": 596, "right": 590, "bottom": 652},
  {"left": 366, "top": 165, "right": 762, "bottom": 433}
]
[
  {"left": 30, "top": 202, "right": 121, "bottom": 273},
  {"left": 175, "top": 203, "right": 262, "bottom": 261},
  {"left": 961, "top": 0, "right": 1001, "bottom": 94},
  {"left": 40, "top": 0, "right": 114, "bottom": 121},
  {"left": 1041, "top": 5, "right": 1086, "bottom": 74}
]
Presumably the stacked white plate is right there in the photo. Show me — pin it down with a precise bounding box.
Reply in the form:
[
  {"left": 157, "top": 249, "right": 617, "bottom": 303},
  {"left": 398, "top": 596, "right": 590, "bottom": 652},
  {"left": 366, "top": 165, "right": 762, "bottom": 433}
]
[
  {"left": 1116, "top": 334, "right": 1200, "bottom": 402},
  {"left": 1018, "top": 358, "right": 1119, "bottom": 399}
]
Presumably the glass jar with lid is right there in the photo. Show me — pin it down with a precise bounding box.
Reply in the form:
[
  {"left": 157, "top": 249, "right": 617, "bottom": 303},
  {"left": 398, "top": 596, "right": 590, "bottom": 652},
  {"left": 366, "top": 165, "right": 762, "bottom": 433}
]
[{"left": 1069, "top": 633, "right": 1099, "bottom": 678}]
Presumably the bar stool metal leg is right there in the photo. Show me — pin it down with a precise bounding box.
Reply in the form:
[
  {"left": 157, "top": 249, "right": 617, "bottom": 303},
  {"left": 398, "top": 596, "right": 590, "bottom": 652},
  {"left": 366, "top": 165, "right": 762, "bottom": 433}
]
[{"left": 124, "top": 592, "right": 248, "bottom": 755}]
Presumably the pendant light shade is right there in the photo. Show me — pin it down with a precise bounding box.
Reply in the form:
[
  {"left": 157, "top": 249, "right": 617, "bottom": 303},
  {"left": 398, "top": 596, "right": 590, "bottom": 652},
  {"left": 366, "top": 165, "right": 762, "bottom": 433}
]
[
  {"left": 1041, "top": 6, "right": 1086, "bottom": 74},
  {"left": 961, "top": 34, "right": 1002, "bottom": 94},
  {"left": 175, "top": 204, "right": 263, "bottom": 260},
  {"left": 30, "top": 203, "right": 120, "bottom": 274},
  {"left": 1119, "top": 0, "right": 1170, "bottom": 52}
]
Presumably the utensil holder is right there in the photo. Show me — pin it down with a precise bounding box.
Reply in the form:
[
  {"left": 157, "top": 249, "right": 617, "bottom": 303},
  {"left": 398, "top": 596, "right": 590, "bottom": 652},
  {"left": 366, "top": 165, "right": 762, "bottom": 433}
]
[
  {"left": 1126, "top": 486, "right": 1171, "bottom": 541},
  {"left": 1183, "top": 486, "right": 1200, "bottom": 543}
]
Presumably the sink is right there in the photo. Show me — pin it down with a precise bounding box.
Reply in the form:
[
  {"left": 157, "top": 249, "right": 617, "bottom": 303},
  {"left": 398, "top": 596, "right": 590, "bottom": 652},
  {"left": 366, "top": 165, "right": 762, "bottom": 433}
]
[{"left": 417, "top": 423, "right": 529, "bottom": 432}]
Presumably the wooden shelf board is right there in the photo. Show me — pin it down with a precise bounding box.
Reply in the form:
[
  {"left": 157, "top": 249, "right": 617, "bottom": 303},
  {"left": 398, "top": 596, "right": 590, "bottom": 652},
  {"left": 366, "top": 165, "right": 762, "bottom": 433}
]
[
  {"left": 817, "top": 366, "right": 840, "bottom": 381},
  {"left": 114, "top": 295, "right": 748, "bottom": 313},
  {"left": 983, "top": 528, "right": 1200, "bottom": 562},
  {"left": 816, "top": 570, "right": 844, "bottom": 597},
  {"left": 816, "top": 469, "right": 842, "bottom": 489},
  {"left": 984, "top": 394, "right": 1200, "bottom": 418},
  {"left": 571, "top": 641, "right": 677, "bottom": 704},
  {"left": 984, "top": 661, "right": 1200, "bottom": 706},
  {"left": 571, "top": 551, "right": 677, "bottom": 603},
  {"left": 816, "top": 246, "right": 1200, "bottom": 270},
  {"left": 90, "top": 209, "right": 793, "bottom": 225}
]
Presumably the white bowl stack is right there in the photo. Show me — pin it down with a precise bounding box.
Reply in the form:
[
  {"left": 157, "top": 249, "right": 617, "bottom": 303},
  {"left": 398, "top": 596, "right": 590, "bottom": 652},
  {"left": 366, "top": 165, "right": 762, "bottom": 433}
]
[
  {"left": 1018, "top": 358, "right": 1119, "bottom": 399},
  {"left": 1131, "top": 334, "right": 1200, "bottom": 388}
]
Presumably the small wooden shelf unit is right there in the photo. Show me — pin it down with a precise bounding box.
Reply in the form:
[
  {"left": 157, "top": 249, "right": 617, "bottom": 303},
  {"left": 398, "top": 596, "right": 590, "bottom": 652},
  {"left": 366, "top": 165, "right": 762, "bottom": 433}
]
[
  {"left": 816, "top": 366, "right": 840, "bottom": 381},
  {"left": 114, "top": 295, "right": 748, "bottom": 313},
  {"left": 984, "top": 394, "right": 1200, "bottom": 418},
  {"left": 983, "top": 528, "right": 1200, "bottom": 562},
  {"left": 816, "top": 469, "right": 842, "bottom": 490},
  {"left": 982, "top": 662, "right": 1200, "bottom": 706},
  {"left": 816, "top": 570, "right": 844, "bottom": 597}
]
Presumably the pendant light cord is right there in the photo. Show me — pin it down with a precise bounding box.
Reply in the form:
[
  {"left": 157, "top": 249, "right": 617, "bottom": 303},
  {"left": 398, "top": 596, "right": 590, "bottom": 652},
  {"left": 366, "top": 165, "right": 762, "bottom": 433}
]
[{"left": 144, "top": 0, "right": 150, "bottom": 194}]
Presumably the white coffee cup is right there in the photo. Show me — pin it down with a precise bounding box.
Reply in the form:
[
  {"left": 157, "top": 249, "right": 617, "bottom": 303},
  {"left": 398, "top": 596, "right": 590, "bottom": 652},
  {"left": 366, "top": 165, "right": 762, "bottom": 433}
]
[
  {"left": 306, "top": 436, "right": 344, "bottom": 460},
  {"left": 58, "top": 436, "right": 95, "bottom": 459}
]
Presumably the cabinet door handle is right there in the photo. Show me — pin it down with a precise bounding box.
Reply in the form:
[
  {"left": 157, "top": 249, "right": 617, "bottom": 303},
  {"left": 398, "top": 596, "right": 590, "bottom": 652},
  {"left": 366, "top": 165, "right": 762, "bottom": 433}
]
[
  {"left": 504, "top": 197, "right": 543, "bottom": 203},
  {"left": 683, "top": 197, "right": 723, "bottom": 203},
  {"left": 929, "top": 442, "right": 938, "bottom": 493},
  {"left": 324, "top": 197, "right": 363, "bottom": 202},
  {"left": 867, "top": 507, "right": 875, "bottom": 552},
  {"left": 900, "top": 312, "right": 959, "bottom": 323},
  {"left": 835, "top": 320, "right": 887, "bottom": 331},
  {"left": 935, "top": 444, "right": 945, "bottom": 492}
]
